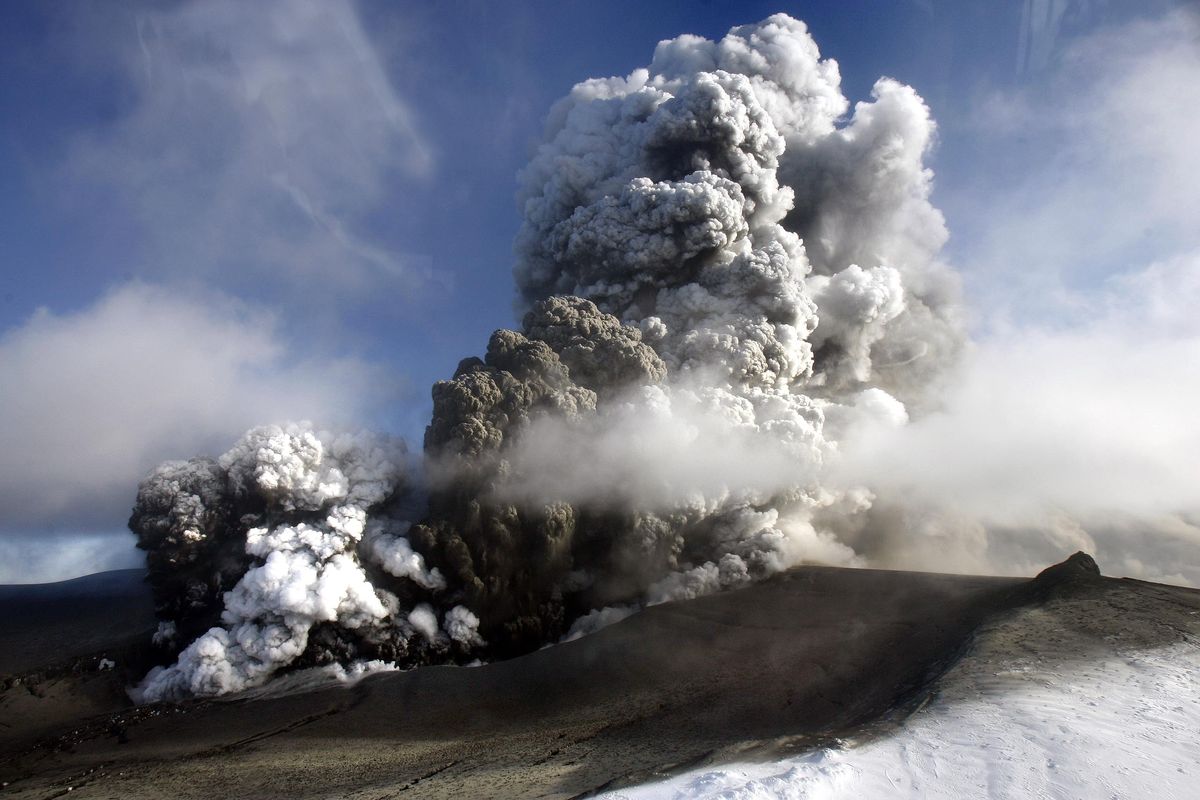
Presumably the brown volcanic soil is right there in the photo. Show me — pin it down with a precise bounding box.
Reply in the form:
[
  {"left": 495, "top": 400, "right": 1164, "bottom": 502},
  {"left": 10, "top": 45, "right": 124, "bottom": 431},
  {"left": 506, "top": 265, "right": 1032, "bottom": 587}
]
[{"left": 2, "top": 556, "right": 1191, "bottom": 799}]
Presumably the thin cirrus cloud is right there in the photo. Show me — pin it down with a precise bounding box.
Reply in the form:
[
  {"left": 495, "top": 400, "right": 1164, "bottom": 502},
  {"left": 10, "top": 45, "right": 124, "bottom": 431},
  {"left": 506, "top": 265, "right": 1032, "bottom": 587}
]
[
  {"left": 946, "top": 7, "right": 1200, "bottom": 320},
  {"left": 56, "top": 0, "right": 433, "bottom": 295},
  {"left": 0, "top": 281, "right": 393, "bottom": 566}
]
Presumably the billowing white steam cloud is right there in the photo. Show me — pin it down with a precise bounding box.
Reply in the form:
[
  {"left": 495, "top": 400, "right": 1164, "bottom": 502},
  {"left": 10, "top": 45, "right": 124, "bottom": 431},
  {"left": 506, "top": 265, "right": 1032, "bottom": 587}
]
[
  {"left": 132, "top": 14, "right": 962, "bottom": 698},
  {"left": 133, "top": 424, "right": 477, "bottom": 700}
]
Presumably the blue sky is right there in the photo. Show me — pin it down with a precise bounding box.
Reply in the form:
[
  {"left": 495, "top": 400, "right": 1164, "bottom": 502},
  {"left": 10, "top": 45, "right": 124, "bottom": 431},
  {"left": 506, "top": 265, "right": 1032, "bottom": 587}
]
[{"left": 2, "top": 0, "right": 1197, "bottom": 582}]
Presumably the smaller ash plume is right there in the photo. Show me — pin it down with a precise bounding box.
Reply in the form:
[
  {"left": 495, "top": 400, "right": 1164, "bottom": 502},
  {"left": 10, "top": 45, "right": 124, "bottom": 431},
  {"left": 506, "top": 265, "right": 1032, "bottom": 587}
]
[
  {"left": 131, "top": 13, "right": 963, "bottom": 698},
  {"left": 131, "top": 424, "right": 477, "bottom": 701}
]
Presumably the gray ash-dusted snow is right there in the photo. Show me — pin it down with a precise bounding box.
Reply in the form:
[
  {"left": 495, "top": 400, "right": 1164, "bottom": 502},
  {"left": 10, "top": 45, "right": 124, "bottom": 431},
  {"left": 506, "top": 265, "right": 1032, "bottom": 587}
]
[
  {"left": 612, "top": 569, "right": 1200, "bottom": 800},
  {"left": 129, "top": 13, "right": 965, "bottom": 698}
]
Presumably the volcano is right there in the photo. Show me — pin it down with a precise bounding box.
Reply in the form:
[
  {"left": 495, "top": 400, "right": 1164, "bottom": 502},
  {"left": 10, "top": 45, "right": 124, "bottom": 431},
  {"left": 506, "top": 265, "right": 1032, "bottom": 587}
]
[{"left": 1, "top": 554, "right": 1196, "bottom": 798}]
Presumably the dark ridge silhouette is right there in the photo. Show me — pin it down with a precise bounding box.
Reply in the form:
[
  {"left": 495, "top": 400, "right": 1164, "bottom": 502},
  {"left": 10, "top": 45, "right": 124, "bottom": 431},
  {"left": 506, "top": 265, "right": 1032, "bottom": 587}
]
[{"left": 0, "top": 569, "right": 153, "bottom": 675}]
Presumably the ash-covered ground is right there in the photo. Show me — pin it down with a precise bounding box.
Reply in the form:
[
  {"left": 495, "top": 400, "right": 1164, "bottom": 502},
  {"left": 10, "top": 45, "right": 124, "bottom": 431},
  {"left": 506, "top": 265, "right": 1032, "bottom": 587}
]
[{"left": 1, "top": 555, "right": 1198, "bottom": 799}]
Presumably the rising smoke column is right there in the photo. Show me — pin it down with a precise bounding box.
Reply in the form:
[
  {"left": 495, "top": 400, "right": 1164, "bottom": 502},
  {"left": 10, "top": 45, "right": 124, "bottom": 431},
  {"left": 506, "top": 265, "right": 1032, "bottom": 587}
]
[
  {"left": 130, "top": 14, "right": 961, "bottom": 698},
  {"left": 486, "top": 13, "right": 957, "bottom": 628},
  {"left": 407, "top": 296, "right": 673, "bottom": 653},
  {"left": 515, "top": 15, "right": 957, "bottom": 401}
]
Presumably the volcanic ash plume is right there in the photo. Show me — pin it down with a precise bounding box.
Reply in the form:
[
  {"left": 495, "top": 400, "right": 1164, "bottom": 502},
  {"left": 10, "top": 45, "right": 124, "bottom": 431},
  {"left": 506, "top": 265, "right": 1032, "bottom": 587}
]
[
  {"left": 131, "top": 14, "right": 961, "bottom": 698},
  {"left": 132, "top": 424, "right": 476, "bottom": 701}
]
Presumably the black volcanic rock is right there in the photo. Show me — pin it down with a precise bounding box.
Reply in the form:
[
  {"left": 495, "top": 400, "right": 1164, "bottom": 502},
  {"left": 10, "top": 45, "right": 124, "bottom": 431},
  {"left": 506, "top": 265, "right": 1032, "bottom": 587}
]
[
  {"left": 1016, "top": 551, "right": 1104, "bottom": 604},
  {"left": 1036, "top": 551, "right": 1102, "bottom": 583},
  {"left": 1037, "top": 551, "right": 1101, "bottom": 580}
]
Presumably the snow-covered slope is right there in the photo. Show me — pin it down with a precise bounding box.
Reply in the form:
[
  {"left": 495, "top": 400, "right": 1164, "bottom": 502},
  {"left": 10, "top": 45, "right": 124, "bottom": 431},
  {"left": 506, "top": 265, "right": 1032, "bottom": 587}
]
[{"left": 609, "top": 580, "right": 1200, "bottom": 799}]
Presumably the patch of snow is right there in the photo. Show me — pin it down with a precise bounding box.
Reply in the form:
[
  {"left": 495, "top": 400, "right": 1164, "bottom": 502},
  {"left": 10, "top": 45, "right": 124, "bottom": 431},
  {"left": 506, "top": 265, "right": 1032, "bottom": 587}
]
[{"left": 606, "top": 602, "right": 1200, "bottom": 799}]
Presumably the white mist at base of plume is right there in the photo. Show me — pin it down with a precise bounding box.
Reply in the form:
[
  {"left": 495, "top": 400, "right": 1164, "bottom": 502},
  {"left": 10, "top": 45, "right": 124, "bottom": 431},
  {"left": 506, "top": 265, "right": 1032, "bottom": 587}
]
[
  {"left": 829, "top": 252, "right": 1200, "bottom": 586},
  {"left": 563, "top": 605, "right": 640, "bottom": 642},
  {"left": 198, "top": 659, "right": 401, "bottom": 703}
]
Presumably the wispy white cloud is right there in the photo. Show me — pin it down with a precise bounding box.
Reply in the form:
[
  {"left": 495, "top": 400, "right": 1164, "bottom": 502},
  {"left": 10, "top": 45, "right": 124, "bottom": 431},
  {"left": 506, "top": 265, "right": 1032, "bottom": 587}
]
[
  {"left": 0, "top": 282, "right": 392, "bottom": 533},
  {"left": 949, "top": 7, "right": 1200, "bottom": 323},
  {"left": 841, "top": 249, "right": 1200, "bottom": 517},
  {"left": 58, "top": 0, "right": 433, "bottom": 293},
  {"left": 835, "top": 251, "right": 1200, "bottom": 586}
]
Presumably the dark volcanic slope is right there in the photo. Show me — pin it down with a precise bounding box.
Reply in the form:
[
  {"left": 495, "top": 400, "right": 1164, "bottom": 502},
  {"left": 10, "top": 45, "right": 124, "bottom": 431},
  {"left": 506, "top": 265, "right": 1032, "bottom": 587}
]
[
  {"left": 0, "top": 570, "right": 154, "bottom": 675},
  {"left": 1, "top": 565, "right": 1027, "bottom": 799},
  {"left": 5, "top": 558, "right": 1194, "bottom": 799}
]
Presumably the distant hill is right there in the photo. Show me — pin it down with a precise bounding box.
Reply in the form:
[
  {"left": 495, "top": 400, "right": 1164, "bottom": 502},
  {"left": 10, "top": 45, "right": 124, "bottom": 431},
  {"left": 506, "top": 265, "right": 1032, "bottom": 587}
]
[{"left": 0, "top": 568, "right": 154, "bottom": 674}]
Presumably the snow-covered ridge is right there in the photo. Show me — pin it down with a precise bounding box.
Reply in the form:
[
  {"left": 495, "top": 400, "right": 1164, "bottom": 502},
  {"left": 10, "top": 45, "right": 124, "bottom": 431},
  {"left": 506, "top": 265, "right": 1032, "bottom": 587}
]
[{"left": 610, "top": 578, "right": 1200, "bottom": 799}]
